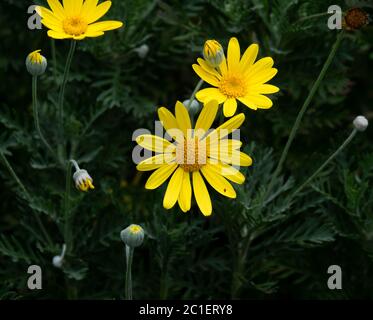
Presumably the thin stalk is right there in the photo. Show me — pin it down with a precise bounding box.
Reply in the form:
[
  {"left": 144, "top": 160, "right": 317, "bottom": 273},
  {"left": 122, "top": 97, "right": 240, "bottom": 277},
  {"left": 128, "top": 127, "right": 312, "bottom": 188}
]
[
  {"left": 63, "top": 160, "right": 73, "bottom": 253},
  {"left": 293, "top": 129, "right": 357, "bottom": 196},
  {"left": 125, "top": 245, "right": 134, "bottom": 300},
  {"left": 32, "top": 76, "right": 57, "bottom": 160},
  {"left": 187, "top": 79, "right": 204, "bottom": 110},
  {"left": 266, "top": 31, "right": 344, "bottom": 196},
  {"left": 51, "top": 39, "right": 57, "bottom": 83},
  {"left": 58, "top": 40, "right": 76, "bottom": 131},
  {"left": 0, "top": 152, "right": 53, "bottom": 247}
]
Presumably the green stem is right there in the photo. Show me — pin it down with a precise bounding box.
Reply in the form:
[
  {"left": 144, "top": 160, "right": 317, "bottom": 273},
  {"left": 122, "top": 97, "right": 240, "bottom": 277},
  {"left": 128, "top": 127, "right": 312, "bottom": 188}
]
[
  {"left": 125, "top": 245, "right": 134, "bottom": 300},
  {"left": 293, "top": 129, "right": 357, "bottom": 196},
  {"left": 51, "top": 39, "right": 57, "bottom": 83},
  {"left": 63, "top": 160, "right": 73, "bottom": 253},
  {"left": 0, "top": 152, "right": 53, "bottom": 247},
  {"left": 58, "top": 40, "right": 76, "bottom": 133},
  {"left": 32, "top": 76, "right": 57, "bottom": 160},
  {"left": 187, "top": 79, "right": 204, "bottom": 110},
  {"left": 267, "top": 31, "right": 344, "bottom": 196}
]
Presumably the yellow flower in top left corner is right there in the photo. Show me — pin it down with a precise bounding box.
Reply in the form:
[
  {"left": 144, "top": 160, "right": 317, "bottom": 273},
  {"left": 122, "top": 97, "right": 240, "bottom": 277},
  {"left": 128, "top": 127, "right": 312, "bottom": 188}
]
[{"left": 36, "top": 0, "right": 123, "bottom": 40}]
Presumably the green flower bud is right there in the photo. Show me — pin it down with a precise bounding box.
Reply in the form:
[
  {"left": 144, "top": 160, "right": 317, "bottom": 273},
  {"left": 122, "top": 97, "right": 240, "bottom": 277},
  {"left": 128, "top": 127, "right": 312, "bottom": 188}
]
[
  {"left": 203, "top": 40, "right": 224, "bottom": 68},
  {"left": 26, "top": 50, "right": 47, "bottom": 76},
  {"left": 120, "top": 224, "right": 144, "bottom": 248}
]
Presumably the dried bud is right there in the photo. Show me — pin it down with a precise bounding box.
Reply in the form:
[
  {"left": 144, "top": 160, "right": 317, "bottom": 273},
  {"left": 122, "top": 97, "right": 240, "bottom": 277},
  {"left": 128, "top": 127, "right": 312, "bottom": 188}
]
[
  {"left": 343, "top": 8, "right": 369, "bottom": 30},
  {"left": 203, "top": 40, "right": 224, "bottom": 68},
  {"left": 120, "top": 224, "right": 144, "bottom": 248},
  {"left": 353, "top": 115, "right": 368, "bottom": 131},
  {"left": 26, "top": 50, "right": 47, "bottom": 76}
]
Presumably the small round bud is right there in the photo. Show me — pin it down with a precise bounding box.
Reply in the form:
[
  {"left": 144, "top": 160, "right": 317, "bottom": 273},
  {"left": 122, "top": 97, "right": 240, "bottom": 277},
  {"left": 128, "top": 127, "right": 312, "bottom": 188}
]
[
  {"left": 120, "top": 224, "right": 144, "bottom": 248},
  {"left": 73, "top": 169, "right": 94, "bottom": 192},
  {"left": 183, "top": 99, "right": 200, "bottom": 116},
  {"left": 26, "top": 50, "right": 47, "bottom": 76},
  {"left": 203, "top": 40, "right": 224, "bottom": 68},
  {"left": 52, "top": 256, "right": 64, "bottom": 268},
  {"left": 353, "top": 115, "right": 368, "bottom": 132},
  {"left": 134, "top": 44, "right": 149, "bottom": 59},
  {"left": 343, "top": 8, "right": 369, "bottom": 30}
]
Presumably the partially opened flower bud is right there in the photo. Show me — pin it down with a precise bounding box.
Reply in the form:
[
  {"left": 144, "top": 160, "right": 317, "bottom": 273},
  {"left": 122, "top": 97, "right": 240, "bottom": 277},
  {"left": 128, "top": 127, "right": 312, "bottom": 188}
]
[
  {"left": 203, "top": 40, "right": 224, "bottom": 68},
  {"left": 26, "top": 50, "right": 47, "bottom": 76},
  {"left": 73, "top": 169, "right": 95, "bottom": 192},
  {"left": 120, "top": 224, "right": 144, "bottom": 248},
  {"left": 353, "top": 115, "right": 368, "bottom": 131}
]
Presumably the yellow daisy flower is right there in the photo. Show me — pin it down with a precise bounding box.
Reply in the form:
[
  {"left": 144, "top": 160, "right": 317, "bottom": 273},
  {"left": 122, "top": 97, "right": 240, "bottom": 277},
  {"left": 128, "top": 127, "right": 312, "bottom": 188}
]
[
  {"left": 36, "top": 0, "right": 123, "bottom": 40},
  {"left": 193, "top": 37, "right": 280, "bottom": 117},
  {"left": 135, "top": 100, "right": 252, "bottom": 216}
]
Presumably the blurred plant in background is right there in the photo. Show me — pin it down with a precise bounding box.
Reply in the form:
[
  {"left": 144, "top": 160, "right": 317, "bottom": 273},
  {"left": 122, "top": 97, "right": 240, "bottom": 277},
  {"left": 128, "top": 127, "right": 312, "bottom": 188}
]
[{"left": 0, "top": 0, "right": 372, "bottom": 300}]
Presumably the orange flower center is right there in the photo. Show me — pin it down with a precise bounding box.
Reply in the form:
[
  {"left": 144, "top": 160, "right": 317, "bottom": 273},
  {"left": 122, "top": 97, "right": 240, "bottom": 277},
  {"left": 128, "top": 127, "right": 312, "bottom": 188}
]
[
  {"left": 175, "top": 138, "right": 207, "bottom": 172},
  {"left": 63, "top": 16, "right": 88, "bottom": 36},
  {"left": 219, "top": 74, "right": 247, "bottom": 98}
]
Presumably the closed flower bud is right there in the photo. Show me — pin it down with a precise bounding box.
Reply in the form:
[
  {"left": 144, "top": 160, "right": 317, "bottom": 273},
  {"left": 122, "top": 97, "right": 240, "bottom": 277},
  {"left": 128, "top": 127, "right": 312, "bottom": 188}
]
[
  {"left": 26, "top": 50, "right": 47, "bottom": 76},
  {"left": 203, "top": 40, "right": 224, "bottom": 67},
  {"left": 343, "top": 8, "right": 369, "bottom": 30},
  {"left": 353, "top": 115, "right": 368, "bottom": 131},
  {"left": 73, "top": 169, "right": 95, "bottom": 192},
  {"left": 183, "top": 99, "right": 200, "bottom": 116},
  {"left": 134, "top": 44, "right": 149, "bottom": 59},
  {"left": 52, "top": 244, "right": 66, "bottom": 269},
  {"left": 120, "top": 224, "right": 144, "bottom": 248}
]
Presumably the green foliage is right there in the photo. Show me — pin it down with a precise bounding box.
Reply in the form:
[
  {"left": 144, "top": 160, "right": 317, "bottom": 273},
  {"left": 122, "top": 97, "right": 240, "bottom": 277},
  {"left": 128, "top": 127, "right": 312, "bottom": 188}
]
[{"left": 0, "top": 0, "right": 372, "bottom": 299}]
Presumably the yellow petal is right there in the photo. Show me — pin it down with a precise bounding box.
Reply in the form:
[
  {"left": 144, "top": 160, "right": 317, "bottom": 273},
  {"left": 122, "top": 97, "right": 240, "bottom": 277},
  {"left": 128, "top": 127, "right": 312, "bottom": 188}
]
[
  {"left": 192, "top": 171, "right": 212, "bottom": 216},
  {"left": 86, "top": 1, "right": 111, "bottom": 24},
  {"left": 219, "top": 56, "right": 228, "bottom": 75},
  {"left": 247, "top": 68, "right": 278, "bottom": 86},
  {"left": 245, "top": 57, "right": 274, "bottom": 78},
  {"left": 206, "top": 160, "right": 245, "bottom": 184},
  {"left": 36, "top": 6, "right": 62, "bottom": 27},
  {"left": 62, "top": 0, "right": 79, "bottom": 16},
  {"left": 163, "top": 167, "right": 184, "bottom": 209},
  {"left": 201, "top": 165, "right": 236, "bottom": 198},
  {"left": 239, "top": 43, "right": 259, "bottom": 70},
  {"left": 84, "top": 30, "right": 105, "bottom": 38},
  {"left": 195, "top": 100, "right": 219, "bottom": 136},
  {"left": 239, "top": 95, "right": 273, "bottom": 110},
  {"left": 136, "top": 134, "right": 175, "bottom": 153},
  {"left": 195, "top": 88, "right": 227, "bottom": 104},
  {"left": 197, "top": 58, "right": 222, "bottom": 79},
  {"left": 145, "top": 164, "right": 178, "bottom": 190},
  {"left": 227, "top": 37, "right": 240, "bottom": 72},
  {"left": 223, "top": 98, "right": 237, "bottom": 117},
  {"left": 136, "top": 153, "right": 176, "bottom": 171},
  {"left": 209, "top": 151, "right": 252, "bottom": 167},
  {"left": 250, "top": 84, "right": 280, "bottom": 94},
  {"left": 178, "top": 171, "right": 192, "bottom": 212},
  {"left": 208, "top": 139, "right": 242, "bottom": 153},
  {"left": 192, "top": 64, "right": 220, "bottom": 87},
  {"left": 81, "top": 0, "right": 99, "bottom": 17},
  {"left": 47, "top": 0, "right": 66, "bottom": 20},
  {"left": 175, "top": 101, "right": 192, "bottom": 138},
  {"left": 158, "top": 107, "right": 178, "bottom": 130},
  {"left": 206, "top": 113, "right": 245, "bottom": 144},
  {"left": 47, "top": 30, "right": 72, "bottom": 39},
  {"left": 87, "top": 21, "right": 123, "bottom": 32}
]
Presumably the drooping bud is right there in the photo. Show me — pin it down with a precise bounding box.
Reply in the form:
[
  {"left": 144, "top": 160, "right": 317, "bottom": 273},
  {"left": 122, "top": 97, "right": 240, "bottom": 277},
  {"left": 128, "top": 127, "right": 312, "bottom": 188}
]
[
  {"left": 183, "top": 99, "right": 200, "bottom": 116},
  {"left": 120, "top": 224, "right": 144, "bottom": 248},
  {"left": 26, "top": 50, "right": 47, "bottom": 76},
  {"left": 52, "top": 244, "right": 66, "bottom": 269},
  {"left": 73, "top": 169, "right": 95, "bottom": 192},
  {"left": 203, "top": 40, "right": 224, "bottom": 68},
  {"left": 134, "top": 44, "right": 149, "bottom": 59},
  {"left": 353, "top": 115, "right": 368, "bottom": 131}
]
